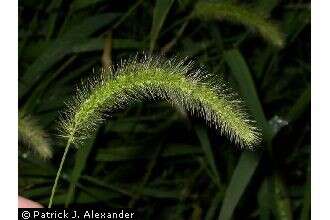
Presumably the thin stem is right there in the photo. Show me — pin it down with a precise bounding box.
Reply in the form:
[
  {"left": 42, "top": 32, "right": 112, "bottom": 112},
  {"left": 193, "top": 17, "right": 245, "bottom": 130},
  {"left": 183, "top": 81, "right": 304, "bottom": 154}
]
[{"left": 48, "top": 136, "right": 73, "bottom": 208}]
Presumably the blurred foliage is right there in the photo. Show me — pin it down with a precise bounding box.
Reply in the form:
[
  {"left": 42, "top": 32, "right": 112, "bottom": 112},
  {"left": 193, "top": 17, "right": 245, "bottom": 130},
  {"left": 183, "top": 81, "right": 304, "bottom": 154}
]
[{"left": 18, "top": 0, "right": 310, "bottom": 219}]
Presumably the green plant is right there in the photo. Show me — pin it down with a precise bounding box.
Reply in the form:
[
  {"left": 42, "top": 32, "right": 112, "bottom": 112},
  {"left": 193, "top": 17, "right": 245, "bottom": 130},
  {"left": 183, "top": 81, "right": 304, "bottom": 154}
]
[
  {"left": 19, "top": 0, "right": 310, "bottom": 218},
  {"left": 193, "top": 1, "right": 284, "bottom": 47},
  {"left": 48, "top": 55, "right": 260, "bottom": 207},
  {"left": 18, "top": 113, "right": 52, "bottom": 159}
]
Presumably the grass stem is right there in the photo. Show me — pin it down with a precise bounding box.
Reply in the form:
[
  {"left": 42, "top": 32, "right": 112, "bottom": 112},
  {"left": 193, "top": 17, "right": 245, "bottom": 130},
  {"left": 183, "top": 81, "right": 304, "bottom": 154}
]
[{"left": 48, "top": 136, "right": 73, "bottom": 208}]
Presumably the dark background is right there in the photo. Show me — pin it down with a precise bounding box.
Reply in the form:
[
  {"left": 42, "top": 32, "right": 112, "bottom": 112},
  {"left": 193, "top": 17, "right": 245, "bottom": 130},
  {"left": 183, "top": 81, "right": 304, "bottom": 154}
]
[{"left": 18, "top": 0, "right": 310, "bottom": 219}]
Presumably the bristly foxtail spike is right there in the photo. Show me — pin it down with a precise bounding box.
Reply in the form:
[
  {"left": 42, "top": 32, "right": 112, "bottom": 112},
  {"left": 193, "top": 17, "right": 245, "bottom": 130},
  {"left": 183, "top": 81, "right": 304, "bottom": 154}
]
[{"left": 59, "top": 54, "right": 261, "bottom": 148}]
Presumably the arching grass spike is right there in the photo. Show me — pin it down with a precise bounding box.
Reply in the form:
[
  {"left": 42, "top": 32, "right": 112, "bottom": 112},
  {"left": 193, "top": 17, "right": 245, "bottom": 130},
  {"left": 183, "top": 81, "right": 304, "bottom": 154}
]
[
  {"left": 193, "top": 1, "right": 284, "bottom": 47},
  {"left": 61, "top": 55, "right": 261, "bottom": 147},
  {"left": 18, "top": 113, "right": 53, "bottom": 159},
  {"left": 49, "top": 55, "right": 261, "bottom": 208}
]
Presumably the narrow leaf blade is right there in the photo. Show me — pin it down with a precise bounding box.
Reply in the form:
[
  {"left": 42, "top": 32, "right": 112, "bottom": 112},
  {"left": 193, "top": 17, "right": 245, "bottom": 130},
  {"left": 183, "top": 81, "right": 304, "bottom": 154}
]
[
  {"left": 150, "top": 0, "right": 174, "bottom": 51},
  {"left": 218, "top": 151, "right": 261, "bottom": 220}
]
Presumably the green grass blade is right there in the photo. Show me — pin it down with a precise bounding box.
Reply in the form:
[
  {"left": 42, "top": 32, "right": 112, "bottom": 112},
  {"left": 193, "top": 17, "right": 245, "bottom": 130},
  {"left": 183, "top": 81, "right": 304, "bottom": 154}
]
[
  {"left": 286, "top": 84, "right": 310, "bottom": 122},
  {"left": 194, "top": 125, "right": 221, "bottom": 186},
  {"left": 71, "top": 0, "right": 107, "bottom": 11},
  {"left": 150, "top": 0, "right": 174, "bottom": 51},
  {"left": 282, "top": 7, "right": 310, "bottom": 44},
  {"left": 205, "top": 190, "right": 223, "bottom": 220},
  {"left": 45, "top": 0, "right": 64, "bottom": 40},
  {"left": 273, "top": 174, "right": 293, "bottom": 220},
  {"left": 218, "top": 151, "right": 261, "bottom": 220}
]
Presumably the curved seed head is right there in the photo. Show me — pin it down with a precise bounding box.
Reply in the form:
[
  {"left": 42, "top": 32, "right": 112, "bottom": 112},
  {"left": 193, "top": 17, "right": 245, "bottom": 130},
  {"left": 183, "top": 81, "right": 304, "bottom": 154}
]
[
  {"left": 193, "top": 1, "right": 284, "bottom": 47},
  {"left": 60, "top": 55, "right": 261, "bottom": 148},
  {"left": 18, "top": 113, "right": 53, "bottom": 159}
]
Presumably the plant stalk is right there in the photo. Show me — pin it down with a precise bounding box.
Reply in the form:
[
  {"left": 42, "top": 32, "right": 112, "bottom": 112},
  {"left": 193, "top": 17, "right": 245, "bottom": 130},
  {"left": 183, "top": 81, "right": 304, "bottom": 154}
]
[{"left": 48, "top": 136, "right": 73, "bottom": 208}]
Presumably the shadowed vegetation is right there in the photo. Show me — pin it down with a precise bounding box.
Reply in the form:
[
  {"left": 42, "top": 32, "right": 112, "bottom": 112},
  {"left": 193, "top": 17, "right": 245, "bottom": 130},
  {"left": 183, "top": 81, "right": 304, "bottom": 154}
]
[{"left": 19, "top": 0, "right": 310, "bottom": 219}]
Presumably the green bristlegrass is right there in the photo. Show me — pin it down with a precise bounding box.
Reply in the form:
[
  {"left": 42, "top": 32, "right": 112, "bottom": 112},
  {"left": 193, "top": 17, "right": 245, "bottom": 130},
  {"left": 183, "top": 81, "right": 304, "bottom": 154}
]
[
  {"left": 61, "top": 55, "right": 260, "bottom": 147},
  {"left": 193, "top": 1, "right": 284, "bottom": 47},
  {"left": 48, "top": 55, "right": 261, "bottom": 207},
  {"left": 18, "top": 113, "right": 53, "bottom": 159}
]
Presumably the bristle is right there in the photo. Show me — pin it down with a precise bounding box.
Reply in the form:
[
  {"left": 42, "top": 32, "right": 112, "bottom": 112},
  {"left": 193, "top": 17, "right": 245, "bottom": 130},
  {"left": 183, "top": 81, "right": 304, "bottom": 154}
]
[
  {"left": 193, "top": 1, "right": 284, "bottom": 47},
  {"left": 60, "top": 55, "right": 261, "bottom": 147},
  {"left": 18, "top": 113, "right": 53, "bottom": 159}
]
